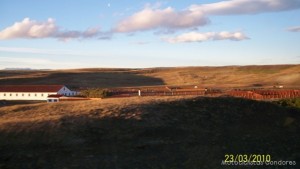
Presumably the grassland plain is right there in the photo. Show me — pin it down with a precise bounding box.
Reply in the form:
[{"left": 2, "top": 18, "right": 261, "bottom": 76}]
[
  {"left": 0, "top": 65, "right": 299, "bottom": 88},
  {"left": 0, "top": 65, "right": 299, "bottom": 169},
  {"left": 0, "top": 96, "right": 299, "bottom": 169}
]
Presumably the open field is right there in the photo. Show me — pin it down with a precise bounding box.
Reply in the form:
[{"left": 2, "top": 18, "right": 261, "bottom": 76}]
[
  {"left": 0, "top": 65, "right": 299, "bottom": 168},
  {"left": 0, "top": 96, "right": 299, "bottom": 169},
  {"left": 0, "top": 65, "right": 299, "bottom": 88}
]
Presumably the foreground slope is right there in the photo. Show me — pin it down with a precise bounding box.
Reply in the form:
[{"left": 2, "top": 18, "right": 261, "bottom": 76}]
[
  {"left": 0, "top": 65, "right": 299, "bottom": 88},
  {"left": 0, "top": 97, "right": 299, "bottom": 169}
]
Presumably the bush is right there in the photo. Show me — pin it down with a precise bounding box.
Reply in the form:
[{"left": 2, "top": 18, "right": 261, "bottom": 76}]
[
  {"left": 80, "top": 88, "right": 111, "bottom": 98},
  {"left": 274, "top": 98, "right": 300, "bottom": 109}
]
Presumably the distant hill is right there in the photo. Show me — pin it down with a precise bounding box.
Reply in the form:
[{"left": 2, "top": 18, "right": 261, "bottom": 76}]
[
  {"left": 0, "top": 64, "right": 299, "bottom": 88},
  {"left": 3, "top": 68, "right": 32, "bottom": 70},
  {"left": 3, "top": 68, "right": 51, "bottom": 71},
  {"left": 0, "top": 96, "right": 299, "bottom": 169}
]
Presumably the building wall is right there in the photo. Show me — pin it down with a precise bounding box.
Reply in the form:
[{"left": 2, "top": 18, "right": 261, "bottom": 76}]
[
  {"left": 0, "top": 86, "right": 78, "bottom": 100},
  {"left": 0, "top": 92, "right": 58, "bottom": 100}
]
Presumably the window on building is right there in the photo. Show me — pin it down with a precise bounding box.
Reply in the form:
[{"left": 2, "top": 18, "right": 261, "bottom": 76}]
[
  {"left": 41, "top": 94, "right": 44, "bottom": 97},
  {"left": 53, "top": 99, "right": 57, "bottom": 102},
  {"left": 4, "top": 93, "right": 6, "bottom": 96},
  {"left": 16, "top": 94, "right": 18, "bottom": 96},
  {"left": 22, "top": 94, "right": 24, "bottom": 96},
  {"left": 10, "top": 94, "right": 12, "bottom": 96},
  {"left": 35, "top": 94, "right": 37, "bottom": 97},
  {"left": 28, "top": 94, "right": 30, "bottom": 96}
]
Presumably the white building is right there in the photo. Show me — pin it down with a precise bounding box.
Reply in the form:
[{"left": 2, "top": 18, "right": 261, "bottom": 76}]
[{"left": 0, "top": 85, "right": 77, "bottom": 101}]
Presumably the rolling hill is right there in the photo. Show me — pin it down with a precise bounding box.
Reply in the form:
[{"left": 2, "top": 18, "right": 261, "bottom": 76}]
[
  {"left": 0, "top": 65, "right": 300, "bottom": 168},
  {"left": 0, "top": 96, "right": 299, "bottom": 169},
  {"left": 0, "top": 65, "right": 299, "bottom": 88}
]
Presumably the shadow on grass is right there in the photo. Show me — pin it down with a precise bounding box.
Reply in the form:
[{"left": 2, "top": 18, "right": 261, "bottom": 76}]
[
  {"left": 0, "top": 71, "right": 165, "bottom": 88},
  {"left": 0, "top": 100, "right": 44, "bottom": 107},
  {"left": 0, "top": 97, "right": 299, "bottom": 169}
]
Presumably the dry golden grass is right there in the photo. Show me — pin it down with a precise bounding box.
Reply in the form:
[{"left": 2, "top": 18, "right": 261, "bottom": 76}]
[
  {"left": 144, "top": 65, "right": 300, "bottom": 87},
  {"left": 1, "top": 65, "right": 299, "bottom": 168},
  {"left": 0, "top": 65, "right": 299, "bottom": 88},
  {"left": 0, "top": 96, "right": 194, "bottom": 129},
  {"left": 0, "top": 96, "right": 299, "bottom": 169}
]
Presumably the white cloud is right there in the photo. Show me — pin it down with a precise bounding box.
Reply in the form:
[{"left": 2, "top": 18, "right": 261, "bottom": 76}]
[
  {"left": 0, "top": 18, "right": 57, "bottom": 39},
  {"left": 2, "top": 0, "right": 299, "bottom": 40},
  {"left": 287, "top": 26, "right": 300, "bottom": 32},
  {"left": 189, "top": 0, "right": 300, "bottom": 15},
  {"left": 114, "top": 0, "right": 300, "bottom": 33},
  {"left": 0, "top": 18, "right": 107, "bottom": 40},
  {"left": 164, "top": 31, "right": 249, "bottom": 43},
  {"left": 114, "top": 7, "right": 209, "bottom": 33}
]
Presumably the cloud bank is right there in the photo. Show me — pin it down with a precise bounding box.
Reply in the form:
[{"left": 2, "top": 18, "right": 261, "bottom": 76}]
[
  {"left": 164, "top": 31, "right": 249, "bottom": 43},
  {"left": 115, "top": 0, "right": 300, "bottom": 33},
  {"left": 0, "top": 18, "right": 106, "bottom": 41},
  {"left": 114, "top": 7, "right": 209, "bottom": 33},
  {"left": 189, "top": 0, "right": 300, "bottom": 15},
  {"left": 1, "top": 0, "right": 299, "bottom": 41}
]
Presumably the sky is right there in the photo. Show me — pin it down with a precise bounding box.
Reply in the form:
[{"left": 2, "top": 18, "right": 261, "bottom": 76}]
[{"left": 0, "top": 0, "right": 300, "bottom": 69}]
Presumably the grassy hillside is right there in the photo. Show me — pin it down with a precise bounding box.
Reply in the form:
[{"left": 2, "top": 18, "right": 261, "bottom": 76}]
[
  {"left": 0, "top": 65, "right": 299, "bottom": 88},
  {"left": 145, "top": 65, "right": 300, "bottom": 87},
  {"left": 0, "top": 96, "right": 299, "bottom": 169}
]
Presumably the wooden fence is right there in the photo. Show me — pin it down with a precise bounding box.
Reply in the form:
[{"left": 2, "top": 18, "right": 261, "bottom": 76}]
[
  {"left": 227, "top": 90, "right": 300, "bottom": 100},
  {"left": 108, "top": 87, "right": 300, "bottom": 100}
]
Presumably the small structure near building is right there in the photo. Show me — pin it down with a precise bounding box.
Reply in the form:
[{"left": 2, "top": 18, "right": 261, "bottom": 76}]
[
  {"left": 47, "top": 94, "right": 90, "bottom": 103},
  {"left": 0, "top": 85, "right": 78, "bottom": 101},
  {"left": 47, "top": 94, "right": 63, "bottom": 103}
]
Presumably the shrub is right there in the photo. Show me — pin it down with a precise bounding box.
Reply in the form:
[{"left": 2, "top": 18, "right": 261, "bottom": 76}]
[
  {"left": 80, "top": 88, "right": 111, "bottom": 98},
  {"left": 274, "top": 98, "right": 300, "bottom": 109}
]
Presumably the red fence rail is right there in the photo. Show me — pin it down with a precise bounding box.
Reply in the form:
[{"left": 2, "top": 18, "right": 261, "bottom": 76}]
[
  {"left": 108, "top": 87, "right": 300, "bottom": 100},
  {"left": 227, "top": 90, "right": 300, "bottom": 100}
]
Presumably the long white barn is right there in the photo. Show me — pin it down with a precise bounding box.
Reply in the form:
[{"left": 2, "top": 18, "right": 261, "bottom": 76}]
[{"left": 0, "top": 85, "right": 77, "bottom": 101}]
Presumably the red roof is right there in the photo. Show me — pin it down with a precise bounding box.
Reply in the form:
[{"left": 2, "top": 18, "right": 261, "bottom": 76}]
[{"left": 0, "top": 85, "right": 65, "bottom": 92}]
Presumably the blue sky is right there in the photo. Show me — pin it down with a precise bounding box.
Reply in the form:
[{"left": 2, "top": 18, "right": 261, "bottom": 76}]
[{"left": 0, "top": 0, "right": 300, "bottom": 69}]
